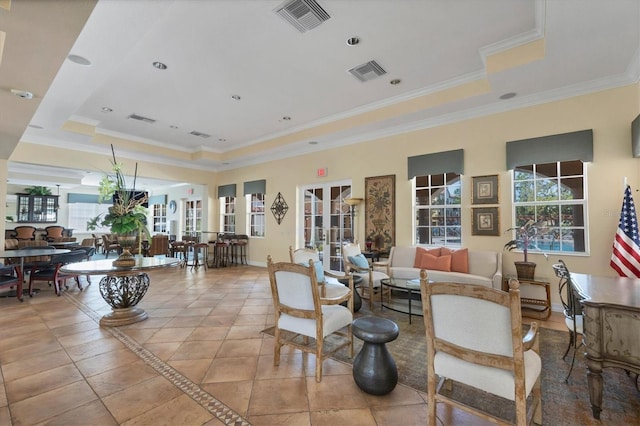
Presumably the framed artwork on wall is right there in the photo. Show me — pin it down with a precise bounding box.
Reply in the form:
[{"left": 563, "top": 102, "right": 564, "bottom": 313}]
[
  {"left": 472, "top": 207, "right": 500, "bottom": 236},
  {"left": 364, "top": 174, "right": 395, "bottom": 250},
  {"left": 472, "top": 174, "right": 499, "bottom": 204}
]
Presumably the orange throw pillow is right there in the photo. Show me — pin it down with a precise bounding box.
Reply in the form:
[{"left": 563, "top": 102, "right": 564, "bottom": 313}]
[
  {"left": 413, "top": 247, "right": 442, "bottom": 268},
  {"left": 441, "top": 248, "right": 469, "bottom": 273},
  {"left": 418, "top": 253, "right": 452, "bottom": 272}
]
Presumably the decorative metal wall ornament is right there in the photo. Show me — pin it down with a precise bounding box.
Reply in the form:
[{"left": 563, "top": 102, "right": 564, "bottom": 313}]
[{"left": 271, "top": 192, "right": 288, "bottom": 225}]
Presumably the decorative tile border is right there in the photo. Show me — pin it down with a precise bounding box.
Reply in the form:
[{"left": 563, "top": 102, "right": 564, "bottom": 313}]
[{"left": 64, "top": 294, "right": 251, "bottom": 426}]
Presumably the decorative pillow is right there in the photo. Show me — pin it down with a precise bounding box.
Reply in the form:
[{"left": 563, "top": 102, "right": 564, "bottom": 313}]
[
  {"left": 440, "top": 247, "right": 469, "bottom": 273},
  {"left": 418, "top": 253, "right": 452, "bottom": 272},
  {"left": 413, "top": 247, "right": 442, "bottom": 268},
  {"left": 348, "top": 254, "right": 370, "bottom": 269},
  {"left": 298, "top": 260, "right": 325, "bottom": 283}
]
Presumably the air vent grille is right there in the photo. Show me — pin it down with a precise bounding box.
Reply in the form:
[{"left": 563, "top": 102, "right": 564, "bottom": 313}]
[
  {"left": 348, "top": 60, "right": 387, "bottom": 82},
  {"left": 189, "top": 131, "right": 211, "bottom": 138},
  {"left": 127, "top": 113, "right": 156, "bottom": 124},
  {"left": 275, "top": 0, "right": 330, "bottom": 33}
]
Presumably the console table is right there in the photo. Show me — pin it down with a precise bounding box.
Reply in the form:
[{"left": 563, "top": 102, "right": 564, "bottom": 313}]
[
  {"left": 570, "top": 273, "right": 640, "bottom": 419},
  {"left": 502, "top": 276, "right": 551, "bottom": 320},
  {"left": 61, "top": 257, "right": 180, "bottom": 327}
]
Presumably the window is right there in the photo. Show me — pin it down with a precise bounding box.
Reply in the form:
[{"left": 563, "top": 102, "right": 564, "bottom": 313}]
[
  {"left": 247, "top": 193, "right": 265, "bottom": 237},
  {"left": 68, "top": 203, "right": 111, "bottom": 233},
  {"left": 184, "top": 200, "right": 202, "bottom": 235},
  {"left": 220, "top": 196, "right": 236, "bottom": 233},
  {"left": 152, "top": 204, "right": 167, "bottom": 233},
  {"left": 414, "top": 173, "right": 461, "bottom": 246},
  {"left": 512, "top": 160, "right": 587, "bottom": 254}
]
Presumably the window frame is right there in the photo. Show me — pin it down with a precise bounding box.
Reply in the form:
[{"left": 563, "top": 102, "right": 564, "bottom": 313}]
[
  {"left": 152, "top": 203, "right": 167, "bottom": 233},
  {"left": 246, "top": 193, "right": 265, "bottom": 238},
  {"left": 510, "top": 160, "right": 589, "bottom": 256},
  {"left": 219, "top": 196, "right": 236, "bottom": 233},
  {"left": 413, "top": 172, "right": 462, "bottom": 247}
]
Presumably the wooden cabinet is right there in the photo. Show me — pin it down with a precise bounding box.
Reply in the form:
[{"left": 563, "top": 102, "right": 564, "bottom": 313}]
[{"left": 16, "top": 194, "right": 59, "bottom": 223}]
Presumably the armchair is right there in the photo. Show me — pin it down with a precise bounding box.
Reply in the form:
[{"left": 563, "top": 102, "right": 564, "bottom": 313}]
[
  {"left": 342, "top": 242, "right": 389, "bottom": 309},
  {"left": 289, "top": 246, "right": 353, "bottom": 310},
  {"left": 44, "top": 225, "right": 65, "bottom": 241},
  {"left": 420, "top": 271, "right": 542, "bottom": 425},
  {"left": 13, "top": 226, "right": 36, "bottom": 241},
  {"left": 266, "top": 256, "right": 353, "bottom": 382},
  {"left": 102, "top": 234, "right": 121, "bottom": 259}
]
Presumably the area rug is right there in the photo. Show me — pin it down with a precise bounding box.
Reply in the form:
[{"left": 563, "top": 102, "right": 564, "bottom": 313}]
[{"left": 262, "top": 306, "right": 640, "bottom": 425}]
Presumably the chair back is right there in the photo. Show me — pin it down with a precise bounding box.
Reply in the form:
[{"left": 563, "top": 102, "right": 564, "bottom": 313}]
[
  {"left": 18, "top": 240, "right": 50, "bottom": 264},
  {"left": 44, "top": 226, "right": 65, "bottom": 240},
  {"left": 289, "top": 246, "right": 320, "bottom": 263},
  {"left": 553, "top": 259, "right": 583, "bottom": 318},
  {"left": 267, "top": 256, "right": 321, "bottom": 315},
  {"left": 52, "top": 249, "right": 90, "bottom": 266},
  {"left": 148, "top": 234, "right": 170, "bottom": 256},
  {"left": 14, "top": 226, "right": 36, "bottom": 240}
]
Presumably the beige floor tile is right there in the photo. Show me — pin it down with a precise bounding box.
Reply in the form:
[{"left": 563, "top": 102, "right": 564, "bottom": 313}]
[
  {"left": 0, "top": 337, "right": 62, "bottom": 365},
  {"left": 163, "top": 315, "right": 206, "bottom": 327},
  {"left": 145, "top": 327, "right": 195, "bottom": 343},
  {"left": 255, "top": 353, "right": 307, "bottom": 380},
  {"left": 143, "top": 341, "right": 182, "bottom": 361},
  {"left": 200, "top": 315, "right": 237, "bottom": 326},
  {"left": 168, "top": 358, "right": 213, "bottom": 383},
  {"left": 306, "top": 374, "right": 369, "bottom": 411},
  {"left": 176, "top": 307, "right": 213, "bottom": 317},
  {"left": 118, "top": 327, "right": 158, "bottom": 344},
  {"left": 169, "top": 339, "right": 223, "bottom": 360},
  {"left": 56, "top": 327, "right": 113, "bottom": 348},
  {"left": 310, "top": 407, "right": 377, "bottom": 425},
  {"left": 233, "top": 313, "right": 269, "bottom": 326},
  {"left": 248, "top": 377, "right": 309, "bottom": 416},
  {"left": 363, "top": 383, "right": 426, "bottom": 406},
  {"left": 225, "top": 324, "right": 265, "bottom": 340},
  {"left": 186, "top": 326, "right": 230, "bottom": 341},
  {"left": 248, "top": 411, "right": 311, "bottom": 426},
  {"left": 371, "top": 403, "right": 429, "bottom": 425},
  {"left": 101, "top": 376, "right": 183, "bottom": 424},
  {"left": 202, "top": 380, "right": 253, "bottom": 416},
  {"left": 63, "top": 336, "right": 125, "bottom": 362},
  {"left": 49, "top": 319, "right": 99, "bottom": 337},
  {"left": 215, "top": 338, "right": 263, "bottom": 358},
  {"left": 121, "top": 393, "right": 213, "bottom": 425},
  {"left": 202, "top": 356, "right": 258, "bottom": 383},
  {"left": 5, "top": 363, "right": 84, "bottom": 404},
  {"left": 86, "top": 359, "right": 159, "bottom": 398},
  {"left": 0, "top": 406, "right": 10, "bottom": 425},
  {"left": 74, "top": 347, "right": 141, "bottom": 377},
  {"left": 1, "top": 348, "right": 72, "bottom": 383},
  {"left": 10, "top": 380, "right": 98, "bottom": 425},
  {"left": 33, "top": 399, "right": 118, "bottom": 426},
  {"left": 239, "top": 305, "right": 270, "bottom": 315}
]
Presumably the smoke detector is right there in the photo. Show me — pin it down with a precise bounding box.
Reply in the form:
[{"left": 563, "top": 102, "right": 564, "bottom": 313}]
[{"left": 11, "top": 89, "right": 33, "bottom": 99}]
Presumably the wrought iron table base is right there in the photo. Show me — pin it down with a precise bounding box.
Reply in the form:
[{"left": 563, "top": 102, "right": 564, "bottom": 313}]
[{"left": 98, "top": 273, "right": 150, "bottom": 326}]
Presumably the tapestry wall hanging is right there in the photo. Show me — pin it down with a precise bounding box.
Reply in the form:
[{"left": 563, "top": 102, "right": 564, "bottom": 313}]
[
  {"left": 270, "top": 192, "right": 288, "bottom": 225},
  {"left": 365, "top": 174, "right": 396, "bottom": 250}
]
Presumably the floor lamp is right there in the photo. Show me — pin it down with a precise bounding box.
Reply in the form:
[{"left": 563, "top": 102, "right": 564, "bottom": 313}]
[{"left": 345, "top": 197, "right": 363, "bottom": 243}]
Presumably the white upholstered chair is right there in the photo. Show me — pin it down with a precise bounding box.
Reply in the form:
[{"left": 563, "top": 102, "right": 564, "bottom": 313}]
[
  {"left": 289, "top": 246, "right": 353, "bottom": 311},
  {"left": 420, "top": 270, "right": 542, "bottom": 425},
  {"left": 342, "top": 242, "right": 389, "bottom": 309},
  {"left": 267, "top": 256, "right": 353, "bottom": 382}
]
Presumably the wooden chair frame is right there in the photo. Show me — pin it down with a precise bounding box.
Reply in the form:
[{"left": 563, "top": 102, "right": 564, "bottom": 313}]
[
  {"left": 342, "top": 242, "right": 390, "bottom": 309},
  {"left": 267, "top": 256, "right": 353, "bottom": 382},
  {"left": 420, "top": 271, "right": 542, "bottom": 426}
]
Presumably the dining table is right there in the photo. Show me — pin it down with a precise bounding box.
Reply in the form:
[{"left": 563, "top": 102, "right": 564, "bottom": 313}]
[{"left": 0, "top": 248, "right": 71, "bottom": 299}]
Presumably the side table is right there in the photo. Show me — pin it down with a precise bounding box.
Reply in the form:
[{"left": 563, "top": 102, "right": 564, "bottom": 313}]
[
  {"left": 338, "top": 275, "right": 362, "bottom": 312},
  {"left": 503, "top": 276, "right": 551, "bottom": 320}
]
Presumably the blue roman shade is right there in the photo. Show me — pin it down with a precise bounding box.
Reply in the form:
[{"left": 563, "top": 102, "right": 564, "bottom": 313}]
[
  {"left": 218, "top": 184, "right": 236, "bottom": 198},
  {"left": 148, "top": 194, "right": 167, "bottom": 205},
  {"left": 506, "top": 129, "right": 593, "bottom": 169},
  {"left": 243, "top": 180, "right": 266, "bottom": 195},
  {"left": 408, "top": 149, "right": 464, "bottom": 179},
  {"left": 67, "top": 193, "right": 100, "bottom": 203}
]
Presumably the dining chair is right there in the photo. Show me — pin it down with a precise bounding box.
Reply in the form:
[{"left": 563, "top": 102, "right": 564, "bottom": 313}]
[
  {"left": 420, "top": 271, "right": 542, "bottom": 425},
  {"left": 267, "top": 256, "right": 353, "bottom": 382},
  {"left": 28, "top": 249, "right": 90, "bottom": 296},
  {"left": 0, "top": 264, "right": 24, "bottom": 301}
]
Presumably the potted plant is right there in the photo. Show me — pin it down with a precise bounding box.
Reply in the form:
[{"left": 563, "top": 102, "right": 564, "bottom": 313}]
[
  {"left": 504, "top": 218, "right": 549, "bottom": 280},
  {"left": 87, "top": 145, "right": 150, "bottom": 266}
]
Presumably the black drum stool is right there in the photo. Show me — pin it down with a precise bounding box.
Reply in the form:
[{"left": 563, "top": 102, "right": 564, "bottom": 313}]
[{"left": 351, "top": 316, "right": 399, "bottom": 395}]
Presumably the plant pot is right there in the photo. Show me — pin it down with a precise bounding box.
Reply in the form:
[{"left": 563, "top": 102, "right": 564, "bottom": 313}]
[
  {"left": 514, "top": 261, "right": 536, "bottom": 281},
  {"left": 113, "top": 234, "right": 137, "bottom": 267}
]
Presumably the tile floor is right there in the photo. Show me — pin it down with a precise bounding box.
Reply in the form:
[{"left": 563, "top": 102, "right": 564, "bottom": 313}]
[{"left": 0, "top": 264, "right": 569, "bottom": 425}]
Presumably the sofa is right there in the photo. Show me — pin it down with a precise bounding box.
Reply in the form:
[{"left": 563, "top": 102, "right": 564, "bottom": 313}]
[{"left": 375, "top": 246, "right": 502, "bottom": 289}]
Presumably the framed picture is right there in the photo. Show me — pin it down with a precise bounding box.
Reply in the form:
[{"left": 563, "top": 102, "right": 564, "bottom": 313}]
[
  {"left": 472, "top": 174, "right": 499, "bottom": 204},
  {"left": 365, "top": 174, "right": 395, "bottom": 250},
  {"left": 472, "top": 207, "right": 500, "bottom": 236}
]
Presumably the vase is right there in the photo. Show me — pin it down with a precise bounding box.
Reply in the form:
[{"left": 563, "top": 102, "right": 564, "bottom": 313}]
[
  {"left": 113, "top": 234, "right": 137, "bottom": 267},
  {"left": 514, "top": 261, "right": 536, "bottom": 280}
]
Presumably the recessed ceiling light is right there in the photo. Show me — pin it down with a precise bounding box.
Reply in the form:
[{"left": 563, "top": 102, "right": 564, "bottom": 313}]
[
  {"left": 28, "top": 124, "right": 43, "bottom": 130},
  {"left": 390, "top": 79, "right": 401, "bottom": 85},
  {"left": 218, "top": 138, "right": 226, "bottom": 142},
  {"left": 282, "top": 116, "right": 291, "bottom": 121},
  {"left": 152, "top": 61, "right": 167, "bottom": 70},
  {"left": 500, "top": 92, "right": 517, "bottom": 100},
  {"left": 231, "top": 95, "right": 241, "bottom": 100},
  {"left": 101, "top": 107, "right": 113, "bottom": 113},
  {"left": 308, "top": 141, "right": 318, "bottom": 145},
  {"left": 68, "top": 54, "right": 91, "bottom": 66},
  {"left": 346, "top": 36, "right": 360, "bottom": 46},
  {"left": 169, "top": 125, "right": 179, "bottom": 129},
  {"left": 222, "top": 162, "right": 230, "bottom": 165}
]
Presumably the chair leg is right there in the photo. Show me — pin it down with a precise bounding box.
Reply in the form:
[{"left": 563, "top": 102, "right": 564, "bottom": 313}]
[
  {"left": 315, "top": 338, "right": 323, "bottom": 382},
  {"left": 565, "top": 334, "right": 581, "bottom": 383},
  {"left": 562, "top": 330, "right": 574, "bottom": 360}
]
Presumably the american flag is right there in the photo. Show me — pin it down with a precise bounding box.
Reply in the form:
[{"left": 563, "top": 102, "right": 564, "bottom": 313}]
[{"left": 610, "top": 185, "right": 640, "bottom": 278}]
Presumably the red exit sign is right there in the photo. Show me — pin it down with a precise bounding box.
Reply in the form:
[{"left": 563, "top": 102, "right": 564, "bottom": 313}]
[{"left": 317, "top": 167, "right": 328, "bottom": 177}]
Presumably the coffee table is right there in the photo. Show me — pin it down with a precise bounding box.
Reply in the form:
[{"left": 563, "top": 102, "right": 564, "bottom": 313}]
[{"left": 380, "top": 277, "right": 428, "bottom": 324}]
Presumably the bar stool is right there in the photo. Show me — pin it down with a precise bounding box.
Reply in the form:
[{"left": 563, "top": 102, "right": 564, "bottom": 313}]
[
  {"left": 170, "top": 241, "right": 187, "bottom": 267},
  {"left": 235, "top": 234, "right": 249, "bottom": 265},
  {"left": 189, "top": 242, "right": 208, "bottom": 270}
]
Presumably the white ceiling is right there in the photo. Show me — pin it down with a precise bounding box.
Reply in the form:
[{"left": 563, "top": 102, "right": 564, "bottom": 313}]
[{"left": 3, "top": 0, "right": 640, "bottom": 189}]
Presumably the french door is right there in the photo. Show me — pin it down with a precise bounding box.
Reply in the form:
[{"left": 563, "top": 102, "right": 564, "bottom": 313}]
[{"left": 300, "top": 181, "right": 352, "bottom": 272}]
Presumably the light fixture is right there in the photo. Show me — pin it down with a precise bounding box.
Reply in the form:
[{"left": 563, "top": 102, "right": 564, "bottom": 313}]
[
  {"left": 101, "top": 107, "right": 113, "bottom": 113},
  {"left": 282, "top": 116, "right": 291, "bottom": 121},
  {"left": 346, "top": 36, "right": 360, "bottom": 46},
  {"left": 500, "top": 92, "right": 517, "bottom": 100},
  {"left": 308, "top": 141, "right": 318, "bottom": 145},
  {"left": 68, "top": 54, "right": 91, "bottom": 66},
  {"left": 344, "top": 197, "right": 363, "bottom": 242},
  {"left": 152, "top": 61, "right": 167, "bottom": 70},
  {"left": 390, "top": 79, "right": 401, "bottom": 85},
  {"left": 218, "top": 138, "right": 226, "bottom": 142},
  {"left": 231, "top": 94, "right": 241, "bottom": 100},
  {"left": 11, "top": 89, "right": 33, "bottom": 99}
]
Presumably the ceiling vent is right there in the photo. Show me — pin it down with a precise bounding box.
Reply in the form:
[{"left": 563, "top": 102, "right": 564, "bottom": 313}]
[
  {"left": 189, "top": 131, "right": 211, "bottom": 138},
  {"left": 127, "top": 113, "right": 156, "bottom": 124},
  {"left": 348, "top": 60, "right": 387, "bottom": 82},
  {"left": 275, "top": 0, "right": 330, "bottom": 33}
]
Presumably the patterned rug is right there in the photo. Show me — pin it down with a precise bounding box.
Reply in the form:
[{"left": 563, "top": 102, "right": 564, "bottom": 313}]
[{"left": 263, "top": 305, "right": 640, "bottom": 425}]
